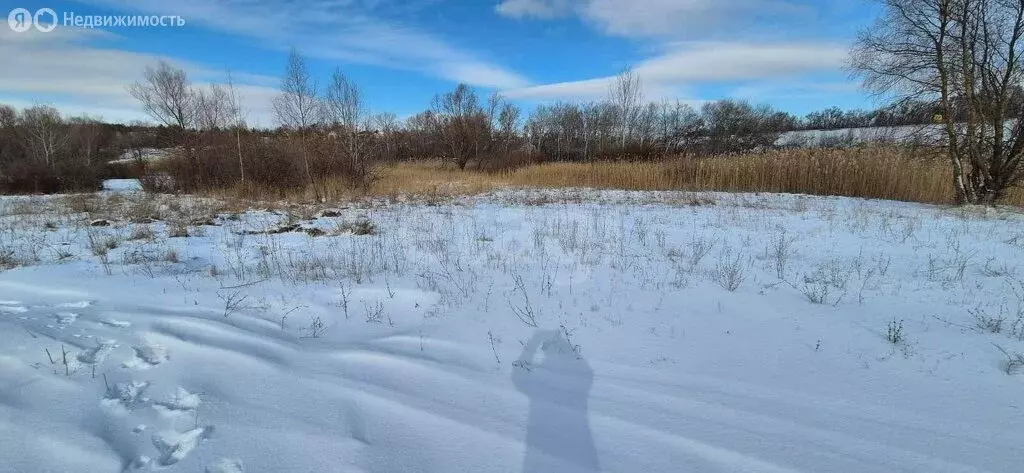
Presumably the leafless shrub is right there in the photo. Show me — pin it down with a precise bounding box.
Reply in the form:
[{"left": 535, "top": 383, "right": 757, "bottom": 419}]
[
  {"left": 686, "top": 235, "right": 715, "bottom": 268},
  {"left": 87, "top": 231, "right": 119, "bottom": 256},
  {"left": 130, "top": 225, "right": 156, "bottom": 241},
  {"left": 994, "top": 344, "right": 1024, "bottom": 375},
  {"left": 0, "top": 249, "right": 18, "bottom": 269},
  {"left": 337, "top": 218, "right": 377, "bottom": 236},
  {"left": 218, "top": 290, "right": 248, "bottom": 318},
  {"left": 488, "top": 331, "right": 502, "bottom": 364},
  {"left": 886, "top": 319, "right": 906, "bottom": 345},
  {"left": 508, "top": 273, "right": 539, "bottom": 327},
  {"left": 364, "top": 300, "right": 385, "bottom": 324},
  {"left": 767, "top": 229, "right": 797, "bottom": 279},
  {"left": 167, "top": 221, "right": 189, "bottom": 238},
  {"left": 981, "top": 258, "right": 1016, "bottom": 278},
  {"left": 304, "top": 316, "right": 328, "bottom": 338},
  {"left": 713, "top": 247, "right": 748, "bottom": 292},
  {"left": 338, "top": 281, "right": 352, "bottom": 319},
  {"left": 798, "top": 260, "right": 851, "bottom": 305},
  {"left": 126, "top": 198, "right": 161, "bottom": 223}
]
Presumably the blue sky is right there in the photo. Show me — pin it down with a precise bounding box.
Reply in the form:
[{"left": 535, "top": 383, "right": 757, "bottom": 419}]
[{"left": 0, "top": 0, "right": 881, "bottom": 126}]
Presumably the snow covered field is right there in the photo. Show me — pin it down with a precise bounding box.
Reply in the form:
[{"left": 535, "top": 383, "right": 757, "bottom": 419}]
[{"left": 1, "top": 187, "right": 1023, "bottom": 472}]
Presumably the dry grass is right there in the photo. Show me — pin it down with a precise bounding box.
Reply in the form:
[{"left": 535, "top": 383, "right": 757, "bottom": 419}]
[{"left": 201, "top": 147, "right": 1024, "bottom": 207}]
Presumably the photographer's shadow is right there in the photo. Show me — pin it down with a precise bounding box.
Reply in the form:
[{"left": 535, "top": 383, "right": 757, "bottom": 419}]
[{"left": 512, "top": 329, "right": 600, "bottom": 472}]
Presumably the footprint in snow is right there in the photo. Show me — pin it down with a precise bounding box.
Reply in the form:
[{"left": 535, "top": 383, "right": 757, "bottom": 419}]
[
  {"left": 153, "top": 387, "right": 201, "bottom": 417},
  {"left": 207, "top": 458, "right": 244, "bottom": 473},
  {"left": 151, "top": 425, "right": 215, "bottom": 466},
  {"left": 77, "top": 339, "right": 118, "bottom": 365},
  {"left": 123, "top": 342, "right": 169, "bottom": 370},
  {"left": 102, "top": 380, "right": 151, "bottom": 411},
  {"left": 54, "top": 312, "right": 79, "bottom": 326}
]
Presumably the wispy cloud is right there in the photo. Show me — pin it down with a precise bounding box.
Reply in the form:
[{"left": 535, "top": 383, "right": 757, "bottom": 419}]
[
  {"left": 86, "top": 0, "right": 529, "bottom": 88},
  {"left": 502, "top": 42, "right": 848, "bottom": 101},
  {"left": 0, "top": 27, "right": 280, "bottom": 125},
  {"left": 496, "top": 0, "right": 576, "bottom": 19},
  {"left": 496, "top": 0, "right": 804, "bottom": 38}
]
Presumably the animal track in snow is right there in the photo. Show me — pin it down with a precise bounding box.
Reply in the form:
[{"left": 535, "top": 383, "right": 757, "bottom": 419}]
[
  {"left": 206, "top": 458, "right": 244, "bottom": 473},
  {"left": 102, "top": 380, "right": 151, "bottom": 411},
  {"left": 124, "top": 342, "right": 169, "bottom": 369},
  {"left": 151, "top": 426, "right": 214, "bottom": 466},
  {"left": 54, "top": 312, "right": 79, "bottom": 326},
  {"left": 154, "top": 387, "right": 201, "bottom": 417},
  {"left": 77, "top": 339, "right": 118, "bottom": 365}
]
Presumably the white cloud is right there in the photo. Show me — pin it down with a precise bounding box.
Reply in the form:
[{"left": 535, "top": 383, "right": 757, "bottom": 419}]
[
  {"left": 503, "top": 42, "right": 847, "bottom": 101},
  {"left": 85, "top": 0, "right": 529, "bottom": 88},
  {"left": 496, "top": 0, "right": 575, "bottom": 19},
  {"left": 496, "top": 0, "right": 801, "bottom": 38},
  {"left": 0, "top": 27, "right": 280, "bottom": 126}
]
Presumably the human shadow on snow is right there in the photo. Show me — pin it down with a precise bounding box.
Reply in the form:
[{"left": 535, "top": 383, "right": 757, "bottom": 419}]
[{"left": 513, "top": 329, "right": 600, "bottom": 473}]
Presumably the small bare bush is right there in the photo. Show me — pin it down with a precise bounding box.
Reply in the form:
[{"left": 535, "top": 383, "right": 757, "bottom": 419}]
[
  {"left": 130, "top": 225, "right": 156, "bottom": 241},
  {"left": 767, "top": 229, "right": 797, "bottom": 279},
  {"left": 886, "top": 319, "right": 906, "bottom": 345},
  {"left": 167, "top": 221, "right": 189, "bottom": 238},
  {"left": 994, "top": 344, "right": 1024, "bottom": 375},
  {"left": 337, "top": 218, "right": 377, "bottom": 236},
  {"left": 304, "top": 316, "right": 328, "bottom": 338},
  {"left": 713, "top": 247, "right": 748, "bottom": 292},
  {"left": 687, "top": 235, "right": 715, "bottom": 268},
  {"left": 87, "top": 232, "right": 119, "bottom": 256},
  {"left": 126, "top": 198, "right": 161, "bottom": 223}
]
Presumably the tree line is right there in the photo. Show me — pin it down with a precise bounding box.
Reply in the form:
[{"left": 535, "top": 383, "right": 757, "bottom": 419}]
[{"left": 115, "top": 47, "right": 985, "bottom": 196}]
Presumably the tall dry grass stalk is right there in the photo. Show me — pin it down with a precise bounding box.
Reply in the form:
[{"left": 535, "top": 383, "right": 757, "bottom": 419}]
[{"left": 208, "top": 147, "right": 1024, "bottom": 207}]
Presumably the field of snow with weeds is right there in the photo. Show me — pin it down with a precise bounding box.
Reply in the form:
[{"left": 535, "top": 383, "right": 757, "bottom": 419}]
[{"left": 1, "top": 185, "right": 1023, "bottom": 473}]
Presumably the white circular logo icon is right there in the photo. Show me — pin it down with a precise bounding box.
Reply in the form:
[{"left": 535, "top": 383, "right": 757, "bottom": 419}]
[
  {"left": 34, "top": 8, "right": 57, "bottom": 32},
  {"left": 8, "top": 8, "right": 32, "bottom": 32}
]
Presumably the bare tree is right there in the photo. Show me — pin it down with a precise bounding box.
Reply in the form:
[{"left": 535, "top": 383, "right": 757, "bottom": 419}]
[
  {"left": 373, "top": 112, "right": 399, "bottom": 160},
  {"left": 0, "top": 105, "right": 15, "bottom": 129},
  {"left": 432, "top": 84, "right": 488, "bottom": 169},
  {"left": 128, "top": 61, "right": 195, "bottom": 130},
  {"left": 325, "top": 67, "right": 363, "bottom": 171},
  {"left": 609, "top": 67, "right": 643, "bottom": 150},
  {"left": 273, "top": 48, "right": 321, "bottom": 192},
  {"left": 852, "top": 0, "right": 1024, "bottom": 204},
  {"left": 67, "top": 115, "right": 103, "bottom": 165},
  {"left": 19, "top": 105, "right": 68, "bottom": 167},
  {"left": 225, "top": 71, "right": 247, "bottom": 184},
  {"left": 498, "top": 101, "right": 521, "bottom": 154},
  {"left": 194, "top": 83, "right": 233, "bottom": 131}
]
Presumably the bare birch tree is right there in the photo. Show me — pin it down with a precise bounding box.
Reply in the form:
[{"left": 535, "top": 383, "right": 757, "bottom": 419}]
[
  {"left": 609, "top": 67, "right": 643, "bottom": 150},
  {"left": 373, "top": 112, "right": 399, "bottom": 160},
  {"left": 273, "top": 48, "right": 321, "bottom": 193},
  {"left": 852, "top": 0, "right": 1024, "bottom": 204},
  {"left": 225, "top": 71, "right": 247, "bottom": 184},
  {"left": 19, "top": 105, "right": 67, "bottom": 167},
  {"left": 194, "top": 83, "right": 233, "bottom": 131},
  {"left": 325, "top": 67, "right": 363, "bottom": 171}
]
